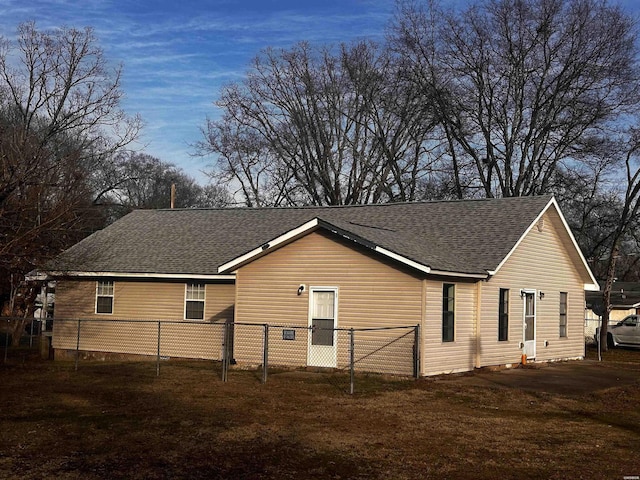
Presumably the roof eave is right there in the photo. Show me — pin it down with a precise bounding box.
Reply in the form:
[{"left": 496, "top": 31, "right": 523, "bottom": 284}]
[
  {"left": 218, "top": 217, "right": 489, "bottom": 279},
  {"left": 374, "top": 247, "right": 487, "bottom": 279},
  {"left": 42, "top": 271, "right": 236, "bottom": 281}
]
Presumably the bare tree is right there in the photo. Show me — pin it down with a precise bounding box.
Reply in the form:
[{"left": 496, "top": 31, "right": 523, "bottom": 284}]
[
  {"left": 390, "top": 0, "right": 640, "bottom": 198},
  {"left": 97, "top": 152, "right": 231, "bottom": 216},
  {"left": 199, "top": 41, "right": 439, "bottom": 206},
  {"left": 0, "top": 22, "right": 141, "bottom": 341},
  {"left": 596, "top": 131, "right": 640, "bottom": 350}
]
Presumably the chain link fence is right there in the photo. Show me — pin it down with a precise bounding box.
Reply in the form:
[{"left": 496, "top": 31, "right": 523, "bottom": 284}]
[
  {"left": 1, "top": 316, "right": 45, "bottom": 363},
  {"left": 585, "top": 317, "right": 601, "bottom": 345},
  {"left": 50, "top": 318, "right": 419, "bottom": 393}
]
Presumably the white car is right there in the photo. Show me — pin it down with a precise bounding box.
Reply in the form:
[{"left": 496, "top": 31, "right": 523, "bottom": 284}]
[{"left": 597, "top": 315, "right": 640, "bottom": 348}]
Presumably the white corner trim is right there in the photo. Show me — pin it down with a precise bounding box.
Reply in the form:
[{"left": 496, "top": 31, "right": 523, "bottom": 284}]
[
  {"left": 584, "top": 283, "right": 600, "bottom": 292},
  {"left": 218, "top": 218, "right": 320, "bottom": 273}
]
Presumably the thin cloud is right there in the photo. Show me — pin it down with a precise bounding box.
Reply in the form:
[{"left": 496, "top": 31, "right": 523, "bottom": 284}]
[{"left": 0, "top": 0, "right": 395, "bottom": 183}]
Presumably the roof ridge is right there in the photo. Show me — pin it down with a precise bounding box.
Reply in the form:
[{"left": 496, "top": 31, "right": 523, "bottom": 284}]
[{"left": 148, "top": 194, "right": 554, "bottom": 213}]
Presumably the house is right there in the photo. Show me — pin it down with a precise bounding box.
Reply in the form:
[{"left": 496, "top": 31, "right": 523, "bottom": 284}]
[
  {"left": 46, "top": 195, "right": 598, "bottom": 376},
  {"left": 586, "top": 282, "right": 640, "bottom": 321},
  {"left": 584, "top": 282, "right": 640, "bottom": 342}
]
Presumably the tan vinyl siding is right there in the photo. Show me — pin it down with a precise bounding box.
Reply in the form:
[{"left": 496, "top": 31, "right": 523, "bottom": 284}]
[
  {"left": 53, "top": 279, "right": 234, "bottom": 360},
  {"left": 479, "top": 208, "right": 587, "bottom": 367},
  {"left": 422, "top": 280, "right": 477, "bottom": 375},
  {"left": 234, "top": 231, "right": 423, "bottom": 373}
]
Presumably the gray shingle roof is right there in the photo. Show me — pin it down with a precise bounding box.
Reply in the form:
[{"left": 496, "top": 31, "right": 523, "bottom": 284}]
[{"left": 48, "top": 195, "right": 554, "bottom": 277}]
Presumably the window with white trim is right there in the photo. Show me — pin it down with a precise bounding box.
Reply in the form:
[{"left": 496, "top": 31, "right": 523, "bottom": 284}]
[
  {"left": 442, "top": 283, "right": 455, "bottom": 342},
  {"left": 185, "top": 283, "right": 205, "bottom": 320},
  {"left": 96, "top": 280, "right": 114, "bottom": 314},
  {"left": 498, "top": 288, "right": 509, "bottom": 341},
  {"left": 559, "top": 292, "right": 568, "bottom": 337}
]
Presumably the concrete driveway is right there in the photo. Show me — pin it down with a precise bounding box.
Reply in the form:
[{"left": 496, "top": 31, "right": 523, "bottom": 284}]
[{"left": 441, "top": 359, "right": 640, "bottom": 396}]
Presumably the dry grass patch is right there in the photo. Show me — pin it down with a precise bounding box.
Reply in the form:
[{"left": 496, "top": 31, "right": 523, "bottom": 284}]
[{"left": 0, "top": 349, "right": 639, "bottom": 479}]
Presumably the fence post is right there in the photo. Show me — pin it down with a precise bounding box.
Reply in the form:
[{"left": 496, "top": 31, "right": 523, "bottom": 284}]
[
  {"left": 262, "top": 324, "right": 269, "bottom": 384},
  {"left": 350, "top": 328, "right": 355, "bottom": 395},
  {"left": 221, "top": 322, "right": 229, "bottom": 382},
  {"left": 75, "top": 319, "right": 81, "bottom": 371},
  {"left": 3, "top": 319, "right": 8, "bottom": 363},
  {"left": 413, "top": 324, "right": 420, "bottom": 379},
  {"left": 156, "top": 321, "right": 161, "bottom": 377}
]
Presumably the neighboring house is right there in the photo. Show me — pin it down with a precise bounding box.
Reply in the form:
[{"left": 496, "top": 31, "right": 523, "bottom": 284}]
[
  {"left": 585, "top": 282, "right": 640, "bottom": 342},
  {"left": 586, "top": 282, "right": 640, "bottom": 321},
  {"left": 46, "top": 195, "right": 598, "bottom": 376}
]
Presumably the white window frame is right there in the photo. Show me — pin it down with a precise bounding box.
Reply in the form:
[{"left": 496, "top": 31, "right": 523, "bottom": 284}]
[
  {"left": 185, "top": 282, "right": 206, "bottom": 320},
  {"left": 559, "top": 292, "right": 568, "bottom": 338},
  {"left": 95, "top": 280, "right": 114, "bottom": 315},
  {"left": 442, "top": 283, "right": 455, "bottom": 343},
  {"left": 498, "top": 288, "right": 509, "bottom": 342}
]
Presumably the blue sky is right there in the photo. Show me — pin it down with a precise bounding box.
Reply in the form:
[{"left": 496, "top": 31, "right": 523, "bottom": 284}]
[
  {"left": 0, "top": 0, "right": 395, "bottom": 183},
  {"left": 1, "top": 0, "right": 639, "bottom": 184}
]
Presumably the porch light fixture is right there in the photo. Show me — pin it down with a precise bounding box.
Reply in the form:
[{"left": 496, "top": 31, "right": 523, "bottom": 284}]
[
  {"left": 297, "top": 284, "right": 306, "bottom": 296},
  {"left": 539, "top": 291, "right": 545, "bottom": 300}
]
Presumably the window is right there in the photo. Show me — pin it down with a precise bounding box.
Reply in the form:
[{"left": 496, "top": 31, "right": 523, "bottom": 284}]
[
  {"left": 442, "top": 283, "right": 455, "bottom": 342},
  {"left": 559, "top": 292, "right": 567, "bottom": 337},
  {"left": 96, "top": 280, "right": 114, "bottom": 314},
  {"left": 185, "top": 283, "right": 205, "bottom": 320},
  {"left": 498, "top": 288, "right": 509, "bottom": 341}
]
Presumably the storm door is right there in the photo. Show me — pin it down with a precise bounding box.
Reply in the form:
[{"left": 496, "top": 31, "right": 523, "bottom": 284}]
[
  {"left": 523, "top": 291, "right": 536, "bottom": 359},
  {"left": 308, "top": 288, "right": 338, "bottom": 368}
]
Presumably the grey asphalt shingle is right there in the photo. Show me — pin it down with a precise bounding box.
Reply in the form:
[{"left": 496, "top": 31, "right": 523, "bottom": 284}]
[{"left": 48, "top": 195, "right": 553, "bottom": 276}]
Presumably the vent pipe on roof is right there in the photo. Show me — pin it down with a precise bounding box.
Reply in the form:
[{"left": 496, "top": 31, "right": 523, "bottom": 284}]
[{"left": 170, "top": 183, "right": 176, "bottom": 209}]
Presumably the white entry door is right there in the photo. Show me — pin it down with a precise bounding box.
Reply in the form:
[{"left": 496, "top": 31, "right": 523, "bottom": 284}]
[
  {"left": 523, "top": 291, "right": 536, "bottom": 359},
  {"left": 308, "top": 288, "right": 338, "bottom": 368}
]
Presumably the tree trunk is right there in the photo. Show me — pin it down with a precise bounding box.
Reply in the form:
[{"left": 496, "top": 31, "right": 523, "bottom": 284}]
[
  {"left": 599, "top": 242, "right": 620, "bottom": 351},
  {"left": 10, "top": 318, "right": 29, "bottom": 347}
]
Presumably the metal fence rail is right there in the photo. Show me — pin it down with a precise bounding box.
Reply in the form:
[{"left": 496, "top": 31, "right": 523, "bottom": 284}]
[{"left": 49, "top": 318, "right": 420, "bottom": 394}]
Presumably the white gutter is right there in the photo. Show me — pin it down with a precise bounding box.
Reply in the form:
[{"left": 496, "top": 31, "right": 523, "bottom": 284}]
[{"left": 43, "top": 271, "right": 235, "bottom": 281}]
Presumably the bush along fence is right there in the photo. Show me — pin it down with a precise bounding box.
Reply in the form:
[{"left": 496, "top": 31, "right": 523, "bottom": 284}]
[{"left": 51, "top": 318, "right": 420, "bottom": 394}]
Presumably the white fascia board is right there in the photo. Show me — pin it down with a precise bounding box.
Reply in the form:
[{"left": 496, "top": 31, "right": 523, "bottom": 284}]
[
  {"left": 429, "top": 269, "right": 489, "bottom": 279},
  {"left": 488, "top": 197, "right": 600, "bottom": 288},
  {"left": 25, "top": 271, "right": 51, "bottom": 281},
  {"left": 218, "top": 218, "right": 320, "bottom": 273},
  {"left": 375, "top": 247, "right": 488, "bottom": 278},
  {"left": 487, "top": 201, "right": 549, "bottom": 277},
  {"left": 374, "top": 246, "right": 432, "bottom": 274},
  {"left": 46, "top": 271, "right": 235, "bottom": 281},
  {"left": 547, "top": 196, "right": 599, "bottom": 288}
]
